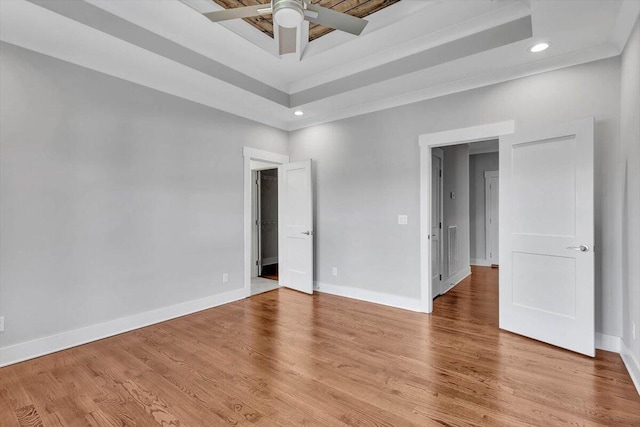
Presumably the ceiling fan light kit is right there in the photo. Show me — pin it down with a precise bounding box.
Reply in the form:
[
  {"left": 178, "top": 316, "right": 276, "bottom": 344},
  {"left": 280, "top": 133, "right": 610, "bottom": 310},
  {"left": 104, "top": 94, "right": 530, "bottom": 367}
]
[
  {"left": 203, "top": 0, "right": 369, "bottom": 56},
  {"left": 273, "top": 0, "right": 304, "bottom": 28}
]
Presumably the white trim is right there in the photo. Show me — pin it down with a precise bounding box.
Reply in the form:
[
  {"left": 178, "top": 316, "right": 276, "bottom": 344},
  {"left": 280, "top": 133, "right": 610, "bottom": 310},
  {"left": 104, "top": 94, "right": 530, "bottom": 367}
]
[
  {"left": 419, "top": 121, "right": 514, "bottom": 148},
  {"left": 0, "top": 287, "right": 246, "bottom": 368},
  {"left": 244, "top": 147, "right": 289, "bottom": 298},
  {"left": 439, "top": 267, "right": 472, "bottom": 295},
  {"left": 314, "top": 282, "right": 421, "bottom": 312},
  {"left": 419, "top": 121, "right": 515, "bottom": 313},
  {"left": 595, "top": 333, "right": 621, "bottom": 353},
  {"left": 621, "top": 340, "right": 640, "bottom": 396},
  {"left": 471, "top": 258, "right": 491, "bottom": 267},
  {"left": 243, "top": 147, "right": 289, "bottom": 164}
]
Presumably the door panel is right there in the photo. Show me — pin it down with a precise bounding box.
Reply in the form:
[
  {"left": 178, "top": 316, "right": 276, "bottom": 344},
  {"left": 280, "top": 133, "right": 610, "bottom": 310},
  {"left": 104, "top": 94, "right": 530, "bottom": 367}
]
[
  {"left": 500, "top": 118, "right": 594, "bottom": 356},
  {"left": 431, "top": 149, "right": 443, "bottom": 295},
  {"left": 280, "top": 160, "right": 313, "bottom": 294},
  {"left": 511, "top": 136, "right": 576, "bottom": 236}
]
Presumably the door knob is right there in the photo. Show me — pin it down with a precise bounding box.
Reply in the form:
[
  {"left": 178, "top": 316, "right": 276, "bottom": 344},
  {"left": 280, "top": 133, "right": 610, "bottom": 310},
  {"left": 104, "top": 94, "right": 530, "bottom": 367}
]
[
  {"left": 567, "top": 245, "right": 589, "bottom": 252},
  {"left": 301, "top": 231, "right": 313, "bottom": 235}
]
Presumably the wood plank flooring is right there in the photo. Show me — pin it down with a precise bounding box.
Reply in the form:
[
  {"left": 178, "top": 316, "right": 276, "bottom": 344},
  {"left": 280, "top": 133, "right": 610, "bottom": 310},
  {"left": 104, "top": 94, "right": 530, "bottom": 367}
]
[{"left": 1, "top": 266, "right": 639, "bottom": 426}]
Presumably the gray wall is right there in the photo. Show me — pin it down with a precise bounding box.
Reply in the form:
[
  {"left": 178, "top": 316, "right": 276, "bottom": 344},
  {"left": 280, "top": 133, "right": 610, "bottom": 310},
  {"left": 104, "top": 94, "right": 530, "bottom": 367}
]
[
  {"left": 469, "top": 152, "right": 499, "bottom": 263},
  {"left": 0, "top": 43, "right": 288, "bottom": 349},
  {"left": 621, "top": 18, "right": 640, "bottom": 370},
  {"left": 442, "top": 144, "right": 470, "bottom": 281},
  {"left": 289, "top": 56, "right": 622, "bottom": 337}
]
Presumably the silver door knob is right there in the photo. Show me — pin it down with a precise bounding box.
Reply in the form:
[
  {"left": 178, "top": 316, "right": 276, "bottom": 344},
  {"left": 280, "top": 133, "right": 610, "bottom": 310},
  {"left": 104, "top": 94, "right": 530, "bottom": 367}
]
[
  {"left": 301, "top": 231, "right": 313, "bottom": 235},
  {"left": 567, "top": 245, "right": 589, "bottom": 252}
]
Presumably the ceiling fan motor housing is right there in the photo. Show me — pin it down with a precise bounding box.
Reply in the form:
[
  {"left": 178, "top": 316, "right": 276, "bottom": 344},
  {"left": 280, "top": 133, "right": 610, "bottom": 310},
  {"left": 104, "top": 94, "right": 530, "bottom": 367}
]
[{"left": 272, "top": 0, "right": 304, "bottom": 28}]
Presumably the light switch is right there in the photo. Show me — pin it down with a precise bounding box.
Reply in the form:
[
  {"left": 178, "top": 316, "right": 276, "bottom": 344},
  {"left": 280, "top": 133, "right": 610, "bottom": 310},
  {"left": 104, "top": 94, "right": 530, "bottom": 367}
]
[{"left": 398, "top": 215, "right": 408, "bottom": 225}]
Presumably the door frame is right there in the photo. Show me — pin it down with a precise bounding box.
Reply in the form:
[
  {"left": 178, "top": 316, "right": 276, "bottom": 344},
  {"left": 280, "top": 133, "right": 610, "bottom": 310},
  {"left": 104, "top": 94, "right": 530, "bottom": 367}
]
[
  {"left": 243, "top": 147, "right": 289, "bottom": 298},
  {"left": 419, "top": 121, "right": 514, "bottom": 313},
  {"left": 431, "top": 148, "right": 444, "bottom": 297},
  {"left": 484, "top": 170, "right": 499, "bottom": 266}
]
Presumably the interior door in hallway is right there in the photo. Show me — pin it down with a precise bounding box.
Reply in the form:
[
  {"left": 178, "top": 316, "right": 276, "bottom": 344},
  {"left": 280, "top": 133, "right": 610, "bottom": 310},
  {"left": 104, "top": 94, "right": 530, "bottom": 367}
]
[
  {"left": 485, "top": 171, "right": 499, "bottom": 265},
  {"left": 280, "top": 160, "right": 314, "bottom": 294},
  {"left": 499, "top": 118, "right": 594, "bottom": 356},
  {"left": 431, "top": 148, "right": 443, "bottom": 295}
]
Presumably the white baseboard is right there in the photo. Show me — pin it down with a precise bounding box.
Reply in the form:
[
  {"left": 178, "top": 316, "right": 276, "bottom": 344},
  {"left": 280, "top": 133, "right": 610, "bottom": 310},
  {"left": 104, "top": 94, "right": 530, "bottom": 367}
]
[
  {"left": 0, "top": 287, "right": 247, "bottom": 368},
  {"left": 621, "top": 339, "right": 640, "bottom": 396},
  {"left": 595, "top": 333, "right": 621, "bottom": 352},
  {"left": 470, "top": 258, "right": 491, "bottom": 267},
  {"left": 440, "top": 267, "right": 472, "bottom": 294},
  {"left": 314, "top": 282, "right": 421, "bottom": 312}
]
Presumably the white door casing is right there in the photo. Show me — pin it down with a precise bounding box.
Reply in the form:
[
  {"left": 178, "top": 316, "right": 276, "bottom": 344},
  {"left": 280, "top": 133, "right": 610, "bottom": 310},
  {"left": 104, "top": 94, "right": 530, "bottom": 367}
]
[
  {"left": 431, "top": 149, "right": 444, "bottom": 296},
  {"left": 485, "top": 171, "right": 499, "bottom": 265},
  {"left": 243, "top": 148, "right": 289, "bottom": 297},
  {"left": 280, "top": 160, "right": 314, "bottom": 294},
  {"left": 499, "top": 117, "right": 594, "bottom": 356},
  {"left": 419, "top": 120, "right": 515, "bottom": 313}
]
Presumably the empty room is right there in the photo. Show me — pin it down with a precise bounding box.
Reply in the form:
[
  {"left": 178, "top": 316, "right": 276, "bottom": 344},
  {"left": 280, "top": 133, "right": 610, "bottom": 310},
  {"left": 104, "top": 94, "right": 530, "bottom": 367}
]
[{"left": 1, "top": 0, "right": 640, "bottom": 425}]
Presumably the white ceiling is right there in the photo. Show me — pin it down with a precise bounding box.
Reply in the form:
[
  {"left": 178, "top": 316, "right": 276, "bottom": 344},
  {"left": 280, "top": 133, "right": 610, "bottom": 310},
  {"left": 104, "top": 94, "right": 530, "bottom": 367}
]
[{"left": 1, "top": 0, "right": 638, "bottom": 131}]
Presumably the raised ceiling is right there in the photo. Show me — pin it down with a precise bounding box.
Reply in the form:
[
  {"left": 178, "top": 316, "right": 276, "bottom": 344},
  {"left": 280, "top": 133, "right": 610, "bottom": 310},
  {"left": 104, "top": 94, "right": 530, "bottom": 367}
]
[
  {"left": 210, "top": 0, "right": 401, "bottom": 40},
  {"left": 1, "top": 1, "right": 639, "bottom": 131}
]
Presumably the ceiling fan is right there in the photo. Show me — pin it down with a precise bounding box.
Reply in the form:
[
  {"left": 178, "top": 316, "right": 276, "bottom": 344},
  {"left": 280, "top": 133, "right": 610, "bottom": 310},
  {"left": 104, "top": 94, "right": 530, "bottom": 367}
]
[{"left": 203, "top": 0, "right": 369, "bottom": 55}]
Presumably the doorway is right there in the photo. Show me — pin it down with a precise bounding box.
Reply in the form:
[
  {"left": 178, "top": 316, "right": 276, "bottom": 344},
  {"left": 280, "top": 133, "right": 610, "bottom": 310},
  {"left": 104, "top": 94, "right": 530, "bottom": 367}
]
[
  {"left": 430, "top": 140, "right": 499, "bottom": 301},
  {"left": 243, "top": 147, "right": 288, "bottom": 298},
  {"left": 420, "top": 118, "right": 596, "bottom": 357},
  {"left": 243, "top": 147, "right": 315, "bottom": 297},
  {"left": 252, "top": 168, "right": 280, "bottom": 295},
  {"left": 419, "top": 121, "right": 514, "bottom": 312}
]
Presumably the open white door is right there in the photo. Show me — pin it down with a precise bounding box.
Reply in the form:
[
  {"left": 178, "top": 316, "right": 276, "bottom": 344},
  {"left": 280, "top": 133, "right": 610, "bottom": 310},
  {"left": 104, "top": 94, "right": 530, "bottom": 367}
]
[
  {"left": 485, "top": 171, "right": 499, "bottom": 266},
  {"left": 279, "top": 160, "right": 314, "bottom": 294},
  {"left": 500, "top": 118, "right": 594, "bottom": 356},
  {"left": 431, "top": 149, "right": 444, "bottom": 295}
]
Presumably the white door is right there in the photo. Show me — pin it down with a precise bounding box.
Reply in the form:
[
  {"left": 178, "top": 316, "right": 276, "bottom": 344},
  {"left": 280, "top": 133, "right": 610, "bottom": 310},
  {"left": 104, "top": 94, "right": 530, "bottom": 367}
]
[
  {"left": 279, "top": 160, "right": 314, "bottom": 294},
  {"left": 499, "top": 118, "right": 594, "bottom": 356},
  {"left": 485, "top": 171, "right": 499, "bottom": 265},
  {"left": 431, "top": 149, "right": 443, "bottom": 295}
]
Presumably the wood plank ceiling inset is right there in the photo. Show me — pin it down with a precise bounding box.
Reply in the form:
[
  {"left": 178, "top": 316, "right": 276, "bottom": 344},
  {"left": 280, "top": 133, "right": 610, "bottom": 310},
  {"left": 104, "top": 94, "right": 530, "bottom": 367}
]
[{"left": 210, "top": 0, "right": 401, "bottom": 41}]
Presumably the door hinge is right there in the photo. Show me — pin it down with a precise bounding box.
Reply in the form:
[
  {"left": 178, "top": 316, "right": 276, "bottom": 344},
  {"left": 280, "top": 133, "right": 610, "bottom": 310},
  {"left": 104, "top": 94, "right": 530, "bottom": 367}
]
[
  {"left": 439, "top": 274, "right": 442, "bottom": 280},
  {"left": 439, "top": 222, "right": 442, "bottom": 229},
  {"left": 439, "top": 170, "right": 442, "bottom": 177},
  {"left": 256, "top": 260, "right": 259, "bottom": 266}
]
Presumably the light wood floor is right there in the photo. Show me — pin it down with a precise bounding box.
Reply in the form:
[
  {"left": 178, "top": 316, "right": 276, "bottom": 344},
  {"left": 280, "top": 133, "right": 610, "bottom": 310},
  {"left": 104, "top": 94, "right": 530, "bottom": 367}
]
[{"left": 1, "top": 267, "right": 639, "bottom": 426}]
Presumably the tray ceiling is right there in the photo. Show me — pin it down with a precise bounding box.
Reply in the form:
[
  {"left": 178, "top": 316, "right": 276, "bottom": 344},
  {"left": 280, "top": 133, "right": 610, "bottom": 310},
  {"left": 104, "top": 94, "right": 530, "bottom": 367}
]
[
  {"left": 211, "top": 0, "right": 400, "bottom": 40},
  {"left": 3, "top": 0, "right": 638, "bottom": 131}
]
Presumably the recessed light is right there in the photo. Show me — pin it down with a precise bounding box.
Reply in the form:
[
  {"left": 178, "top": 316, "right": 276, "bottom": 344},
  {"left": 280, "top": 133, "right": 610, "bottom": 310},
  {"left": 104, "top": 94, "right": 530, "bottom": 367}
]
[
  {"left": 529, "top": 42, "right": 550, "bottom": 53},
  {"left": 294, "top": 110, "right": 304, "bottom": 116}
]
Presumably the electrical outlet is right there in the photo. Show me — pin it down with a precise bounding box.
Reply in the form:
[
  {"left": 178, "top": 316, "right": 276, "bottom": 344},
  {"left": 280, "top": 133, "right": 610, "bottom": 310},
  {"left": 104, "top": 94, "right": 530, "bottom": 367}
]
[
  {"left": 633, "top": 321, "right": 636, "bottom": 340},
  {"left": 0, "top": 316, "right": 4, "bottom": 333},
  {"left": 222, "top": 273, "right": 229, "bottom": 284},
  {"left": 332, "top": 267, "right": 338, "bottom": 276}
]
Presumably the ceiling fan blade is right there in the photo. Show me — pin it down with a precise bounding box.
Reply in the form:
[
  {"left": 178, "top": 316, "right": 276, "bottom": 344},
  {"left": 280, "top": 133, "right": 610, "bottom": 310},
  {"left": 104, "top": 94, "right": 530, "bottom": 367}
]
[
  {"left": 203, "top": 4, "right": 272, "bottom": 23},
  {"left": 304, "top": 4, "right": 368, "bottom": 36},
  {"left": 279, "top": 26, "right": 297, "bottom": 55}
]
